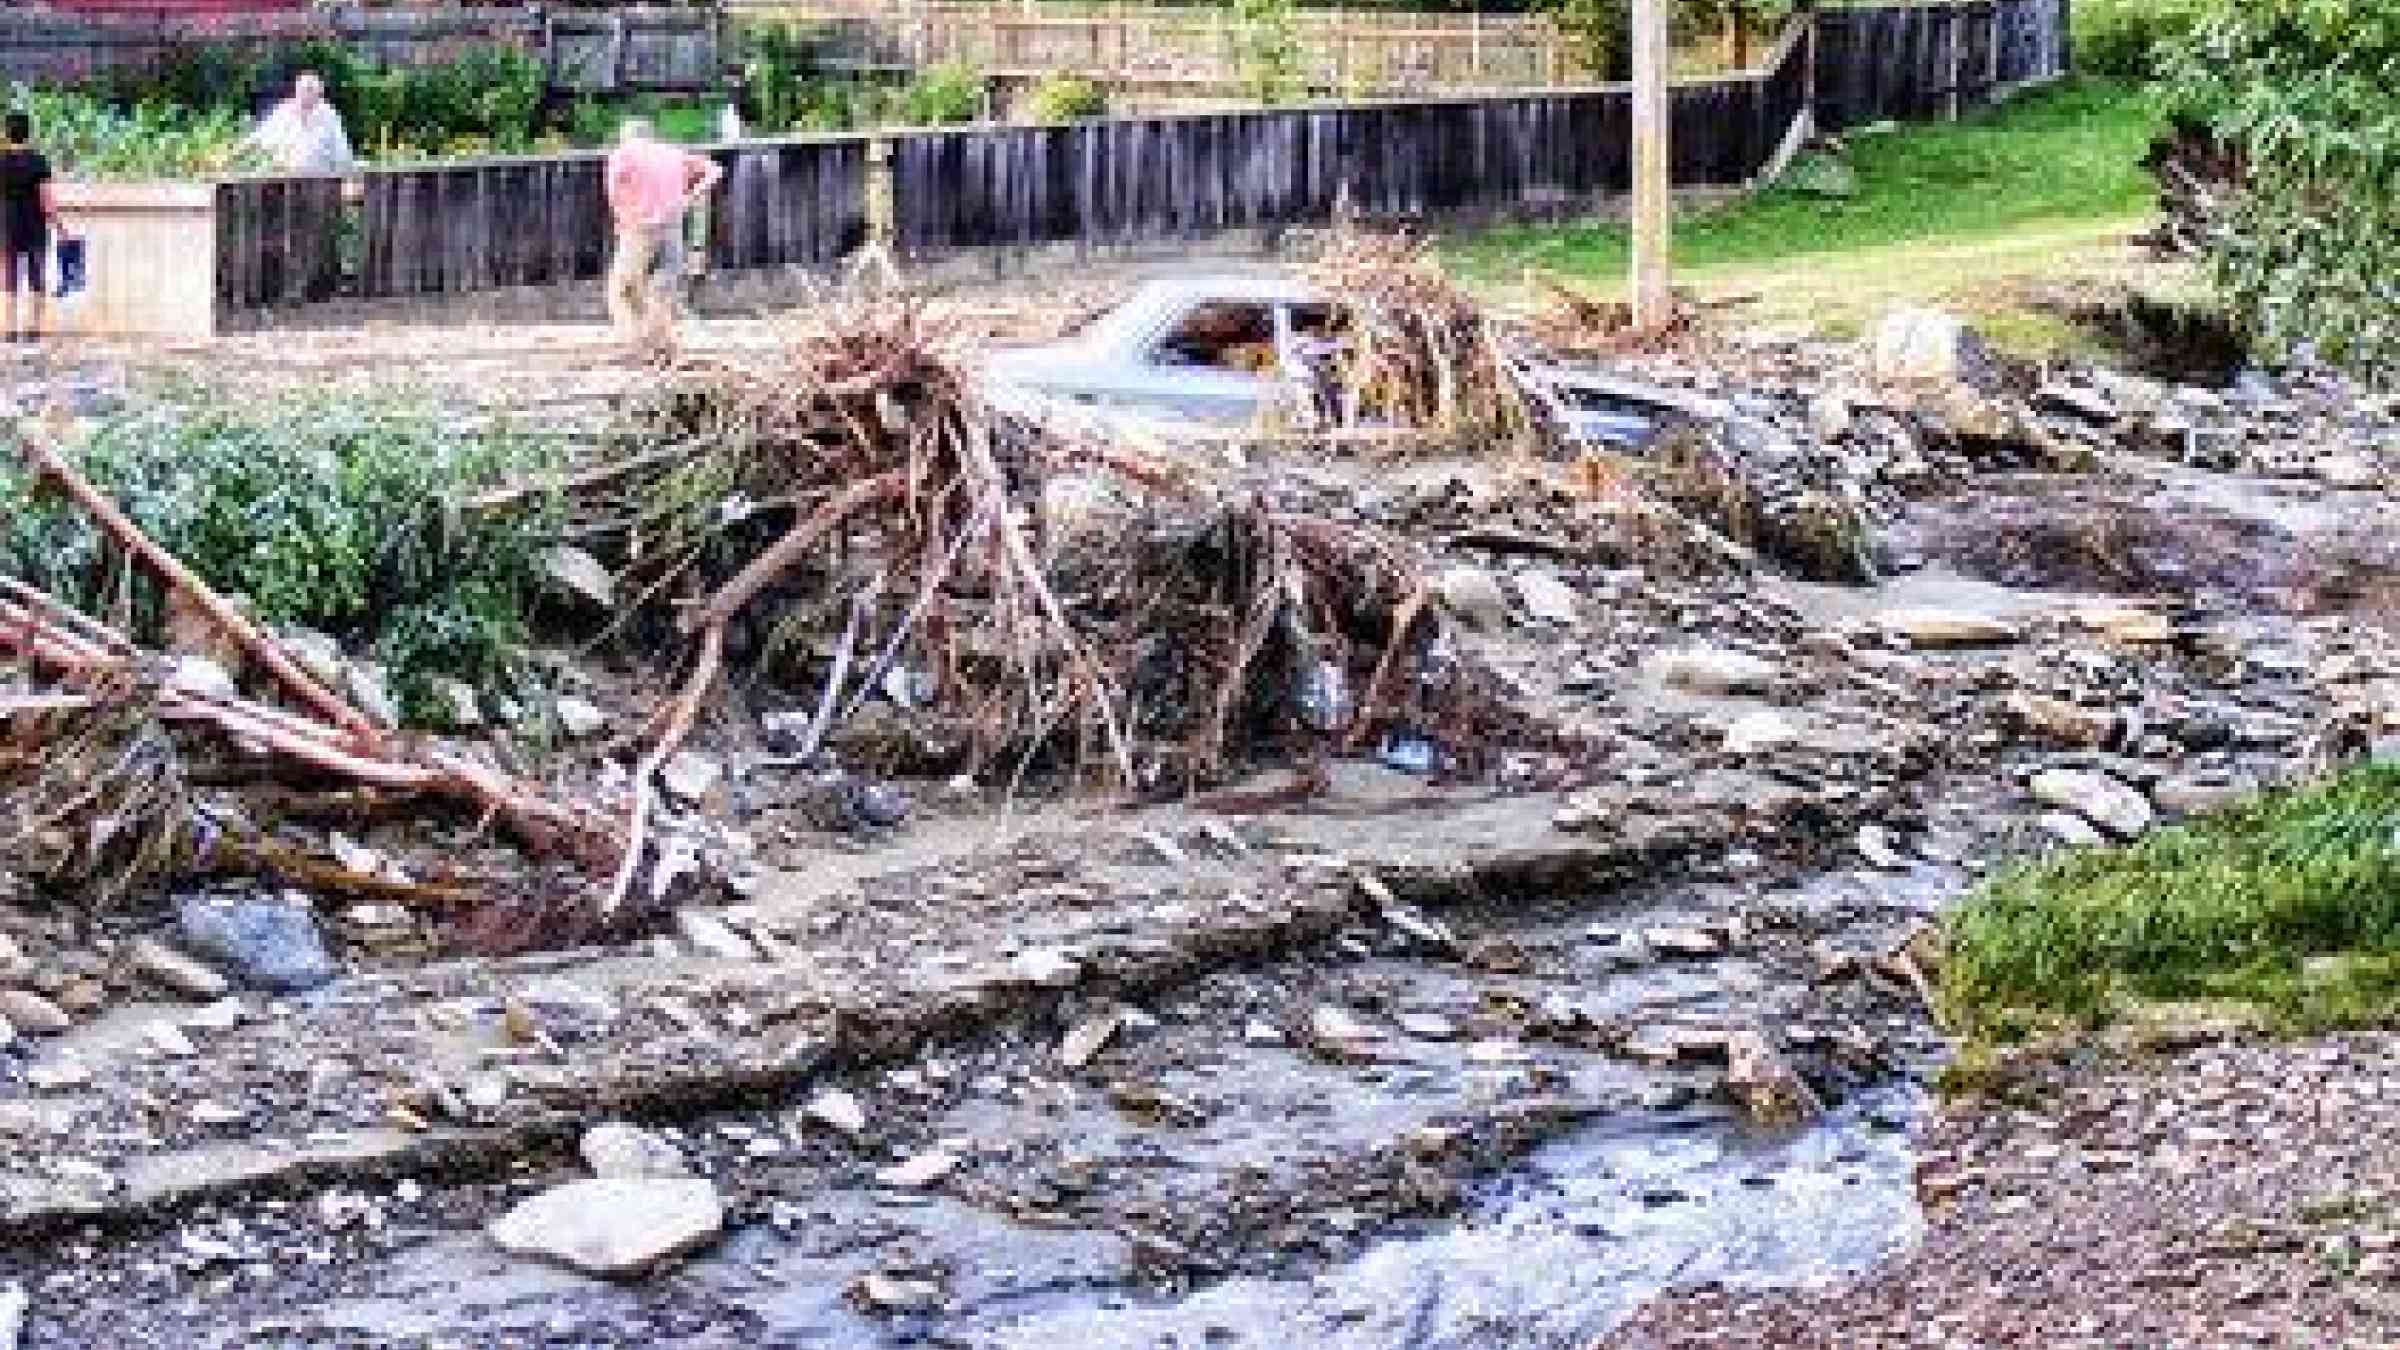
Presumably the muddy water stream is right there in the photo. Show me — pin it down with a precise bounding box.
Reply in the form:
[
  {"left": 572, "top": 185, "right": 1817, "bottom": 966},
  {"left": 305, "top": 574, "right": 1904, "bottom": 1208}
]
[{"left": 287, "top": 856, "right": 1958, "bottom": 1350}]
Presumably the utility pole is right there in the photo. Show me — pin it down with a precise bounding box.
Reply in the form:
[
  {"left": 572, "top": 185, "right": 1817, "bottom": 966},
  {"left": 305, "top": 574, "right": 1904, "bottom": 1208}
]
[{"left": 1629, "top": 0, "right": 1672, "bottom": 329}]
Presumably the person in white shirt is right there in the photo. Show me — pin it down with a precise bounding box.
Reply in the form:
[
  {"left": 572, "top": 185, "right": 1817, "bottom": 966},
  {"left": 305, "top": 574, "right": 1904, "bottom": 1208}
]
[{"left": 247, "top": 73, "right": 357, "bottom": 175}]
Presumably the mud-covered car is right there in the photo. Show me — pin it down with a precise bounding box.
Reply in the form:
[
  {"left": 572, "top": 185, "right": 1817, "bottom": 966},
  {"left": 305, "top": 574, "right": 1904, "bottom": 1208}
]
[{"left": 981, "top": 276, "right": 1712, "bottom": 448}]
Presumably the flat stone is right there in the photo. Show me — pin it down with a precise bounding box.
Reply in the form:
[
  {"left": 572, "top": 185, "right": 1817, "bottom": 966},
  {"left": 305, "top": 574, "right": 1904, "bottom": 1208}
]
[
  {"left": 1725, "top": 1027, "right": 1822, "bottom": 1124},
  {"left": 555, "top": 696, "right": 608, "bottom": 739},
  {"left": 2073, "top": 607, "right": 2174, "bottom": 645},
  {"left": 166, "top": 655, "right": 238, "bottom": 702},
  {"left": 346, "top": 662, "right": 402, "bottom": 732},
  {"left": 876, "top": 1149, "right": 961, "bottom": 1189},
  {"left": 0, "top": 991, "right": 68, "bottom": 1037},
  {"left": 1880, "top": 609, "right": 2020, "bottom": 649},
  {"left": 581, "top": 1122, "right": 693, "bottom": 1181},
  {"left": 129, "top": 937, "right": 231, "bottom": 1001},
  {"left": 544, "top": 545, "right": 618, "bottom": 608},
  {"left": 145, "top": 1021, "right": 196, "bottom": 1058},
  {"left": 805, "top": 1089, "right": 867, "bottom": 1139},
  {"left": 1434, "top": 566, "right": 1509, "bottom": 632},
  {"left": 1721, "top": 709, "right": 1804, "bottom": 755},
  {"left": 487, "top": 1177, "right": 723, "bottom": 1279},
  {"left": 2315, "top": 452, "right": 2384, "bottom": 491},
  {"left": 431, "top": 678, "right": 482, "bottom": 729},
  {"left": 853, "top": 1272, "right": 943, "bottom": 1312},
  {"left": 2152, "top": 775, "right": 2255, "bottom": 819},
  {"left": 659, "top": 752, "right": 724, "bottom": 805},
  {"left": 1513, "top": 571, "right": 1582, "bottom": 626},
  {"left": 673, "top": 910, "right": 757, "bottom": 962},
  {"left": 1999, "top": 691, "right": 2115, "bottom": 749},
  {"left": 1649, "top": 645, "right": 1777, "bottom": 696},
  {"left": 1644, "top": 926, "right": 1726, "bottom": 959},
  {"left": 175, "top": 895, "right": 337, "bottom": 994},
  {"left": 281, "top": 629, "right": 346, "bottom": 690},
  {"left": 1008, "top": 948, "right": 1082, "bottom": 989},
  {"left": 1396, "top": 1012, "right": 1457, "bottom": 1041},
  {"left": 2030, "top": 768, "right": 2154, "bottom": 839},
  {"left": 1310, "top": 1005, "right": 1385, "bottom": 1054},
  {"left": 1855, "top": 824, "right": 1908, "bottom": 870},
  {"left": 2036, "top": 382, "right": 2119, "bottom": 424},
  {"left": 1058, "top": 1010, "right": 1125, "bottom": 1069}
]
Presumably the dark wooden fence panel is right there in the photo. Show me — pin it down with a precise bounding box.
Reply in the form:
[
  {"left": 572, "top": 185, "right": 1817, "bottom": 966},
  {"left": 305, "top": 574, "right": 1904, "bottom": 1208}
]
[
  {"left": 214, "top": 177, "right": 344, "bottom": 310},
  {"left": 709, "top": 138, "right": 871, "bottom": 269},
  {"left": 357, "top": 156, "right": 610, "bottom": 299},
  {"left": 1817, "top": 0, "right": 2068, "bottom": 132}
]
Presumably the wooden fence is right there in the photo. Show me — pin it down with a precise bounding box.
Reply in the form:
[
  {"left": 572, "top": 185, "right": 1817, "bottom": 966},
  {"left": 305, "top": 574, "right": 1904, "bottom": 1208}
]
[
  {"left": 216, "top": 136, "right": 864, "bottom": 309},
  {"left": 1813, "top": 0, "right": 2070, "bottom": 132},
  {"left": 0, "top": 5, "right": 721, "bottom": 94},
  {"left": 211, "top": 0, "right": 2067, "bottom": 321},
  {"left": 742, "top": 1, "right": 1574, "bottom": 94}
]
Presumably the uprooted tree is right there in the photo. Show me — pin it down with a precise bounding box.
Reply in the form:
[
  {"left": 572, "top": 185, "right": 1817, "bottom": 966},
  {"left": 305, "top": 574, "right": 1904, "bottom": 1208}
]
[{"left": 2150, "top": 1, "right": 2400, "bottom": 381}]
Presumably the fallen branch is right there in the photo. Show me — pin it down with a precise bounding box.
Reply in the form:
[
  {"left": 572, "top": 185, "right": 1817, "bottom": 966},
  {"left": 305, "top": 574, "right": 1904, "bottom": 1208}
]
[{"left": 10, "top": 428, "right": 382, "bottom": 745}]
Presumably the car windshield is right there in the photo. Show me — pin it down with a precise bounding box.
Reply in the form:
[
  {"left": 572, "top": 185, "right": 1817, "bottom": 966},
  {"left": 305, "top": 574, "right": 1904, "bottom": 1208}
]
[{"left": 1149, "top": 302, "right": 1279, "bottom": 371}]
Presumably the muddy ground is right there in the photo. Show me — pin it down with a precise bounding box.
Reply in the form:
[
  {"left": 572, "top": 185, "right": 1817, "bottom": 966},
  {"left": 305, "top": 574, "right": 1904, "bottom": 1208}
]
[{"left": 2, "top": 319, "right": 2398, "bottom": 1348}]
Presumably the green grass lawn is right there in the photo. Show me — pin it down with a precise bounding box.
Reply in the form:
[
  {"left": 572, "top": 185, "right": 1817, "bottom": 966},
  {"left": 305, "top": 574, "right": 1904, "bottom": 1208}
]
[
  {"left": 1448, "top": 78, "right": 2182, "bottom": 353},
  {"left": 1454, "top": 77, "right": 2158, "bottom": 282},
  {"left": 1939, "top": 765, "right": 2400, "bottom": 1047}
]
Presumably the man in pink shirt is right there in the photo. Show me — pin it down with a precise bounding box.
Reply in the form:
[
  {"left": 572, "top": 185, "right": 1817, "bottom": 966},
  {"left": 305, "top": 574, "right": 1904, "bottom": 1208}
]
[{"left": 604, "top": 119, "right": 723, "bottom": 362}]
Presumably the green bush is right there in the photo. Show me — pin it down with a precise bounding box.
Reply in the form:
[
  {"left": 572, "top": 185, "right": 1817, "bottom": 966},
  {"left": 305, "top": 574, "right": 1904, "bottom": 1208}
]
[
  {"left": 34, "top": 39, "right": 550, "bottom": 168},
  {"left": 2073, "top": 0, "right": 2208, "bottom": 81},
  {"left": 1024, "top": 74, "right": 1108, "bottom": 124},
  {"left": 0, "top": 395, "right": 559, "bottom": 728},
  {"left": 897, "top": 61, "right": 986, "bottom": 126},
  {"left": 8, "top": 84, "right": 262, "bottom": 180}
]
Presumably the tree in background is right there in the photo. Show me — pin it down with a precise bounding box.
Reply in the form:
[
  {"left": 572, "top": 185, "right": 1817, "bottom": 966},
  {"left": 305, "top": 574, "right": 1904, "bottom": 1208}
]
[
  {"left": 2159, "top": 1, "right": 2400, "bottom": 379},
  {"left": 1539, "top": 0, "right": 1631, "bottom": 79},
  {"left": 1228, "top": 0, "right": 1306, "bottom": 103},
  {"left": 1539, "top": 0, "right": 1792, "bottom": 80}
]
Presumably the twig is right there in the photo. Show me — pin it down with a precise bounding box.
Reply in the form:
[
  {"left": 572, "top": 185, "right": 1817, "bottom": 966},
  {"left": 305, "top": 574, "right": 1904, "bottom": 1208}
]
[{"left": 605, "top": 622, "right": 722, "bottom": 919}]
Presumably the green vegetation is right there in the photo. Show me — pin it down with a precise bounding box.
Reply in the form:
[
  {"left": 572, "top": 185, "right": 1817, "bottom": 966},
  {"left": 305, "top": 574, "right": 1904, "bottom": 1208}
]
[
  {"left": 1024, "top": 74, "right": 1110, "bottom": 125},
  {"left": 1229, "top": 0, "right": 1305, "bottom": 103},
  {"left": 1939, "top": 765, "right": 2400, "bottom": 1044},
  {"left": 2159, "top": 1, "right": 2400, "bottom": 379},
  {"left": 1453, "top": 78, "right": 2155, "bottom": 287},
  {"left": 0, "top": 395, "right": 558, "bottom": 728},
  {"left": 6, "top": 84, "right": 262, "bottom": 180},
  {"left": 2072, "top": 0, "right": 2209, "bottom": 81},
  {"left": 737, "top": 20, "right": 989, "bottom": 132},
  {"left": 895, "top": 61, "right": 988, "bottom": 126}
]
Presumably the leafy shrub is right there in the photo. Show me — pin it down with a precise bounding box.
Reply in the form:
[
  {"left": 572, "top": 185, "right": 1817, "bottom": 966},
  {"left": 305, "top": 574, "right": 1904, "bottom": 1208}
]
[
  {"left": 2159, "top": 1, "right": 2400, "bottom": 376},
  {"left": 897, "top": 61, "right": 986, "bottom": 126},
  {"left": 0, "top": 395, "right": 558, "bottom": 727},
  {"left": 738, "top": 18, "right": 819, "bottom": 133},
  {"left": 2073, "top": 0, "right": 2208, "bottom": 81},
  {"left": 33, "top": 39, "right": 550, "bottom": 169},
  {"left": 8, "top": 84, "right": 263, "bottom": 180},
  {"left": 1024, "top": 74, "right": 1108, "bottom": 125}
]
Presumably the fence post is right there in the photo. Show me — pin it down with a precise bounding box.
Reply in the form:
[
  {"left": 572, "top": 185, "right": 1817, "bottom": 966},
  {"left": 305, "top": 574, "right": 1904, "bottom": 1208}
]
[
  {"left": 866, "top": 135, "right": 896, "bottom": 253},
  {"left": 1947, "top": 5, "right": 1962, "bottom": 120},
  {"left": 1630, "top": 0, "right": 1671, "bottom": 328}
]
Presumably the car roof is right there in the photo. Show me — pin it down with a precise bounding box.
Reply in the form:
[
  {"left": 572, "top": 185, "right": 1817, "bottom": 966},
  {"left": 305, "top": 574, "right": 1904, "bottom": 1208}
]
[{"left": 1122, "top": 276, "right": 1326, "bottom": 306}]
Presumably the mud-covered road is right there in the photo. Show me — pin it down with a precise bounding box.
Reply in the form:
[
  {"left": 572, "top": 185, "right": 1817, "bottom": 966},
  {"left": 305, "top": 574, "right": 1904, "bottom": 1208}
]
[{"left": 4, "top": 326, "right": 2398, "bottom": 1347}]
